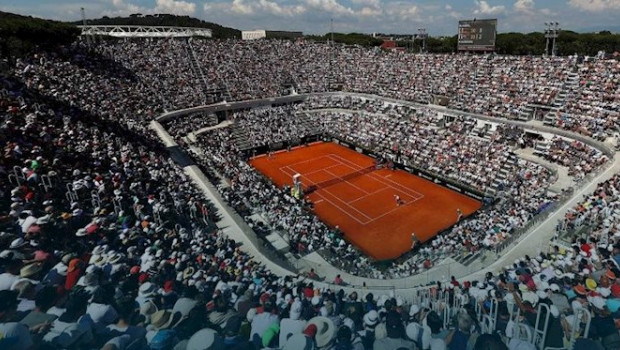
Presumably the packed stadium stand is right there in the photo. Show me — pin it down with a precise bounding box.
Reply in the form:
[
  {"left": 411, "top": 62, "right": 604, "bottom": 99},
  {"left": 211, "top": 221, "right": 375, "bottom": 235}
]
[{"left": 1, "top": 34, "right": 619, "bottom": 350}]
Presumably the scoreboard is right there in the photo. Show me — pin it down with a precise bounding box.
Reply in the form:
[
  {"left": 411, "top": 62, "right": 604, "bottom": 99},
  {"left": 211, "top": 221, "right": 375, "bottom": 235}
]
[{"left": 457, "top": 19, "right": 497, "bottom": 52}]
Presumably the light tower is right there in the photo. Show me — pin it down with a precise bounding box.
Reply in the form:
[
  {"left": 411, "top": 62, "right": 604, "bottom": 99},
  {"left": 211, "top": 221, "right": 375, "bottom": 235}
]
[
  {"left": 544, "top": 22, "right": 560, "bottom": 56},
  {"left": 81, "top": 7, "right": 91, "bottom": 48},
  {"left": 417, "top": 28, "right": 427, "bottom": 53}
]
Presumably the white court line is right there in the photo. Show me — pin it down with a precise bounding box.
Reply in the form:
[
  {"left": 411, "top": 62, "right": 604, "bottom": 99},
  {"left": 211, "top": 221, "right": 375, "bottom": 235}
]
[
  {"left": 278, "top": 155, "right": 343, "bottom": 187},
  {"left": 279, "top": 165, "right": 296, "bottom": 178},
  {"left": 328, "top": 154, "right": 424, "bottom": 200},
  {"left": 286, "top": 155, "right": 337, "bottom": 168},
  {"left": 322, "top": 157, "right": 420, "bottom": 223},
  {"left": 347, "top": 187, "right": 389, "bottom": 204},
  {"left": 314, "top": 192, "right": 370, "bottom": 225},
  {"left": 321, "top": 187, "right": 373, "bottom": 221},
  {"left": 277, "top": 151, "right": 424, "bottom": 225},
  {"left": 365, "top": 197, "right": 417, "bottom": 223},
  {"left": 323, "top": 168, "right": 370, "bottom": 195},
  {"left": 330, "top": 154, "right": 425, "bottom": 200},
  {"left": 298, "top": 164, "right": 343, "bottom": 180}
]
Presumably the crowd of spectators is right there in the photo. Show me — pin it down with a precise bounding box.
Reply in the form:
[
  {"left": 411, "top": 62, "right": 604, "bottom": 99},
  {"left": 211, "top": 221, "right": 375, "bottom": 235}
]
[
  {"left": 87, "top": 39, "right": 617, "bottom": 140},
  {"left": 542, "top": 137, "right": 608, "bottom": 180},
  {"left": 228, "top": 106, "right": 319, "bottom": 149},
  {"left": 1, "top": 36, "right": 619, "bottom": 350}
]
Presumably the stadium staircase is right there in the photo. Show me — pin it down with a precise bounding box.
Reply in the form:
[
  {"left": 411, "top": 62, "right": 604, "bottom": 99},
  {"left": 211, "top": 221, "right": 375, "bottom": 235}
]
[
  {"left": 518, "top": 105, "right": 534, "bottom": 121},
  {"left": 281, "top": 72, "right": 300, "bottom": 95},
  {"left": 532, "top": 139, "right": 551, "bottom": 157},
  {"left": 206, "top": 113, "right": 219, "bottom": 127},
  {"left": 489, "top": 151, "right": 519, "bottom": 195},
  {"left": 186, "top": 39, "right": 232, "bottom": 104},
  {"left": 184, "top": 39, "right": 209, "bottom": 104},
  {"left": 231, "top": 125, "right": 253, "bottom": 151},
  {"left": 543, "top": 70, "right": 580, "bottom": 126}
]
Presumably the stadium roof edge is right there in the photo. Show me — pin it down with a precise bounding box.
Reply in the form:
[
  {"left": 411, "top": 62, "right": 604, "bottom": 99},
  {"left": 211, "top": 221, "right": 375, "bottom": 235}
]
[{"left": 78, "top": 25, "right": 212, "bottom": 38}]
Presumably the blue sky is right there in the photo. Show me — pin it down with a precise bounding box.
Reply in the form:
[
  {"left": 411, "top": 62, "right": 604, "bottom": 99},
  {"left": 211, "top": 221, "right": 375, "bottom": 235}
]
[{"left": 1, "top": 0, "right": 620, "bottom": 35}]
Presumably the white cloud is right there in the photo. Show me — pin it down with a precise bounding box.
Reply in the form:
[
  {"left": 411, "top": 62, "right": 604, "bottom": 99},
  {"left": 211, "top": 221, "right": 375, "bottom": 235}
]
[
  {"left": 154, "top": 0, "right": 197, "bottom": 15},
  {"left": 305, "top": 0, "right": 355, "bottom": 16},
  {"left": 359, "top": 6, "right": 382, "bottom": 16},
  {"left": 231, "top": 0, "right": 254, "bottom": 15},
  {"left": 384, "top": 2, "right": 420, "bottom": 20},
  {"left": 104, "top": 0, "right": 196, "bottom": 17},
  {"left": 473, "top": 0, "right": 506, "bottom": 15},
  {"left": 351, "top": 0, "right": 382, "bottom": 16},
  {"left": 514, "top": 0, "right": 534, "bottom": 12},
  {"left": 227, "top": 0, "right": 306, "bottom": 16},
  {"left": 445, "top": 4, "right": 453, "bottom": 11},
  {"left": 568, "top": 0, "right": 620, "bottom": 12},
  {"left": 105, "top": 0, "right": 144, "bottom": 16},
  {"left": 258, "top": 0, "right": 306, "bottom": 16},
  {"left": 351, "top": 0, "right": 381, "bottom": 7},
  {"left": 539, "top": 8, "right": 553, "bottom": 15}
]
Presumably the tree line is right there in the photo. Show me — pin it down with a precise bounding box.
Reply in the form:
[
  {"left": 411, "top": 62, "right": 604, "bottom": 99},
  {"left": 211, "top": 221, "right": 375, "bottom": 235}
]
[
  {"left": 0, "top": 11, "right": 80, "bottom": 62},
  {"left": 1, "top": 11, "right": 618, "bottom": 61},
  {"left": 323, "top": 31, "right": 619, "bottom": 57}
]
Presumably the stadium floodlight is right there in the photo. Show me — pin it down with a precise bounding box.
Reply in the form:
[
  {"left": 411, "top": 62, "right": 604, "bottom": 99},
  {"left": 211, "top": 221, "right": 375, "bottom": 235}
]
[
  {"left": 81, "top": 7, "right": 91, "bottom": 48},
  {"left": 544, "top": 21, "right": 560, "bottom": 57},
  {"left": 417, "top": 28, "right": 427, "bottom": 53}
]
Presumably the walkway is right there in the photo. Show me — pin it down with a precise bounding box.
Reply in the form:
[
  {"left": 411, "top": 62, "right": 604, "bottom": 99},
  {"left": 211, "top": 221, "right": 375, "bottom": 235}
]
[
  {"left": 514, "top": 148, "right": 575, "bottom": 193},
  {"left": 187, "top": 120, "right": 233, "bottom": 142}
]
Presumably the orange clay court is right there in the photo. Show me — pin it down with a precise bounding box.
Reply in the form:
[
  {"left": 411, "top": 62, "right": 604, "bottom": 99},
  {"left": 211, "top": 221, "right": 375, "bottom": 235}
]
[{"left": 250, "top": 142, "right": 481, "bottom": 260}]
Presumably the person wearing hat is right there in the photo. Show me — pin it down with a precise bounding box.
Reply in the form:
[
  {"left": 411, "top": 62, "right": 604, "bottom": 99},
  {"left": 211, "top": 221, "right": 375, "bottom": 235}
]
[
  {"left": 587, "top": 296, "right": 620, "bottom": 350},
  {"left": 306, "top": 316, "right": 337, "bottom": 349},
  {"left": 146, "top": 309, "right": 181, "bottom": 349},
  {"left": 137, "top": 282, "right": 158, "bottom": 307},
  {"left": 358, "top": 310, "right": 379, "bottom": 350},
  {"left": 0, "top": 290, "right": 33, "bottom": 350},
  {"left": 406, "top": 307, "right": 432, "bottom": 350},
  {"left": 172, "top": 286, "right": 200, "bottom": 319},
  {"left": 548, "top": 284, "right": 570, "bottom": 314},
  {"left": 280, "top": 299, "right": 307, "bottom": 346},
  {"left": 14, "top": 262, "right": 43, "bottom": 288},
  {"left": 180, "top": 327, "right": 224, "bottom": 350},
  {"left": 281, "top": 322, "right": 317, "bottom": 350},
  {"left": 208, "top": 295, "right": 239, "bottom": 330},
  {"left": 374, "top": 310, "right": 415, "bottom": 350},
  {"left": 86, "top": 287, "right": 119, "bottom": 335}
]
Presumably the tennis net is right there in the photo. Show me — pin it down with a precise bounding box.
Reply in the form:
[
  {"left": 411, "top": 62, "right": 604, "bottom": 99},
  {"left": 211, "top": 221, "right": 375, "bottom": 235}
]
[{"left": 305, "top": 165, "right": 376, "bottom": 193}]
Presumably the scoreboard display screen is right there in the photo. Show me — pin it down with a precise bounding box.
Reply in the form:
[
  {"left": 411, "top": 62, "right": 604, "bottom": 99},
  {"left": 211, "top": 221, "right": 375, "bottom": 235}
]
[{"left": 457, "top": 19, "right": 497, "bottom": 52}]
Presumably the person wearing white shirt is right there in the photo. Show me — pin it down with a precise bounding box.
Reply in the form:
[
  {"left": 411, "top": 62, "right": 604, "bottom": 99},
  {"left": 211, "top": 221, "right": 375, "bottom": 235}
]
[
  {"left": 279, "top": 300, "right": 307, "bottom": 346},
  {"left": 0, "top": 290, "right": 33, "bottom": 350},
  {"left": 0, "top": 259, "right": 21, "bottom": 291}
]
